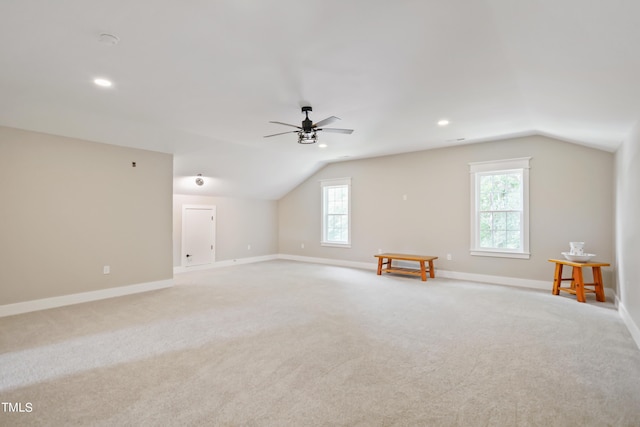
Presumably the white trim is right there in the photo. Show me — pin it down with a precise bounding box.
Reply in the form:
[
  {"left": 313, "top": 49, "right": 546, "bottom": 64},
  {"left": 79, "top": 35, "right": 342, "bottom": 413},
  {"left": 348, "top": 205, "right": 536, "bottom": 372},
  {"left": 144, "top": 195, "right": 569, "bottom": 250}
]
[
  {"left": 469, "top": 157, "right": 532, "bottom": 172},
  {"left": 0, "top": 279, "right": 174, "bottom": 318},
  {"left": 618, "top": 301, "right": 640, "bottom": 351},
  {"left": 439, "top": 269, "right": 612, "bottom": 299},
  {"left": 276, "top": 254, "right": 617, "bottom": 300},
  {"left": 276, "top": 254, "right": 571, "bottom": 291},
  {"left": 173, "top": 254, "right": 279, "bottom": 274},
  {"left": 319, "top": 177, "right": 352, "bottom": 186},
  {"left": 470, "top": 250, "right": 531, "bottom": 259},
  {"left": 321, "top": 177, "right": 352, "bottom": 247},
  {"left": 320, "top": 243, "right": 352, "bottom": 248},
  {"left": 277, "top": 254, "right": 548, "bottom": 288},
  {"left": 437, "top": 269, "right": 550, "bottom": 291},
  {"left": 278, "top": 254, "right": 375, "bottom": 270},
  {"left": 469, "top": 157, "right": 531, "bottom": 259}
]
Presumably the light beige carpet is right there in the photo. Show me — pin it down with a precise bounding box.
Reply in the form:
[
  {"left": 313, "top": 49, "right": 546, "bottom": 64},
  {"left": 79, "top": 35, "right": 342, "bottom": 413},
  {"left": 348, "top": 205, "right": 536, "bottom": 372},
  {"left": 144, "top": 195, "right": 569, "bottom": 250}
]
[{"left": 1, "top": 260, "right": 639, "bottom": 426}]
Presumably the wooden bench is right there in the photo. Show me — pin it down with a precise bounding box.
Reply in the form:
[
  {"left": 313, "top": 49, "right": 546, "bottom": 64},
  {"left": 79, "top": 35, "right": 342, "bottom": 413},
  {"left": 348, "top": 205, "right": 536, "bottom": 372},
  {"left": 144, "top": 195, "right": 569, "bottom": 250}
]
[
  {"left": 374, "top": 253, "right": 438, "bottom": 281},
  {"left": 548, "top": 258, "right": 609, "bottom": 303}
]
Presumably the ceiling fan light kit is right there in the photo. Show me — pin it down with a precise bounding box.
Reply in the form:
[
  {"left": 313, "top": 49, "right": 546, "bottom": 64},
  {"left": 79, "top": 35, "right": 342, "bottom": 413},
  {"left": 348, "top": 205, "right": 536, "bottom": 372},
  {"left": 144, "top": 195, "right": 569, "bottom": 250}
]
[
  {"left": 265, "top": 106, "right": 354, "bottom": 144},
  {"left": 298, "top": 132, "right": 317, "bottom": 144}
]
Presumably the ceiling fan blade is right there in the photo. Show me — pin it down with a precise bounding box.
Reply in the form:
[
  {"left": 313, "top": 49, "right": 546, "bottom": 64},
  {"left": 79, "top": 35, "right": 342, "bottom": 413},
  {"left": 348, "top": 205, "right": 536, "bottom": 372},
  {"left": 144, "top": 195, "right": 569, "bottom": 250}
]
[
  {"left": 264, "top": 130, "right": 298, "bottom": 138},
  {"left": 269, "top": 121, "right": 302, "bottom": 129},
  {"left": 313, "top": 116, "right": 340, "bottom": 128},
  {"left": 317, "top": 128, "right": 354, "bottom": 134}
]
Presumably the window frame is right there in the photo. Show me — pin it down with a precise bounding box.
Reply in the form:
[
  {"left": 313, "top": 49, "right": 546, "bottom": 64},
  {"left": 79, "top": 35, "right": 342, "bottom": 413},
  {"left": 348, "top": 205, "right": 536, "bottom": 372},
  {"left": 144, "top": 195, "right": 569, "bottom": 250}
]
[
  {"left": 469, "top": 157, "right": 531, "bottom": 259},
  {"left": 320, "top": 177, "right": 352, "bottom": 248}
]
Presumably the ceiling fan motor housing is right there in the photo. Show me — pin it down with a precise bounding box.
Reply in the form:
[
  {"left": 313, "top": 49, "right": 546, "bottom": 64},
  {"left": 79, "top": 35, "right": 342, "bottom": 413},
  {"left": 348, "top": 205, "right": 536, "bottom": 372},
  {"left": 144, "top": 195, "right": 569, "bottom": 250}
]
[{"left": 301, "top": 106, "right": 313, "bottom": 132}]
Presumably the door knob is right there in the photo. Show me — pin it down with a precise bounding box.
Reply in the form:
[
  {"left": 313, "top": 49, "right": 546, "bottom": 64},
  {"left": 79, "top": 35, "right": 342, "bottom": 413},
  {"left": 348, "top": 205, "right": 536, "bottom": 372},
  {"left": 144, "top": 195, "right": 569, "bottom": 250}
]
[{"left": 186, "top": 254, "right": 191, "bottom": 258}]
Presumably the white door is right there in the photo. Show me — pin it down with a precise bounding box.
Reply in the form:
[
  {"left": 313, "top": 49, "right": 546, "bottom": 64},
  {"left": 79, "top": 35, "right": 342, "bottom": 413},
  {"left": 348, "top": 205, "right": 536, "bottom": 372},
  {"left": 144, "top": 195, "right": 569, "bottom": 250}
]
[{"left": 182, "top": 205, "right": 216, "bottom": 267}]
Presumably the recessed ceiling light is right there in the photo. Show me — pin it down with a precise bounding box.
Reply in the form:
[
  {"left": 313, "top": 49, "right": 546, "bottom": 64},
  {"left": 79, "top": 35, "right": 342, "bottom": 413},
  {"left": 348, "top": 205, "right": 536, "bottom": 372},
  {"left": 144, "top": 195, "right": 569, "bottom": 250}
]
[
  {"left": 437, "top": 119, "right": 450, "bottom": 126},
  {"left": 318, "top": 143, "right": 328, "bottom": 148},
  {"left": 93, "top": 78, "right": 113, "bottom": 87}
]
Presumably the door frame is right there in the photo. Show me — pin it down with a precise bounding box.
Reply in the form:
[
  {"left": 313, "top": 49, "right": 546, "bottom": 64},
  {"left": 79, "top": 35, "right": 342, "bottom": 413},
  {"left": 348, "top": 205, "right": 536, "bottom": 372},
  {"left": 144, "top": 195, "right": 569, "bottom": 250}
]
[{"left": 181, "top": 204, "right": 216, "bottom": 268}]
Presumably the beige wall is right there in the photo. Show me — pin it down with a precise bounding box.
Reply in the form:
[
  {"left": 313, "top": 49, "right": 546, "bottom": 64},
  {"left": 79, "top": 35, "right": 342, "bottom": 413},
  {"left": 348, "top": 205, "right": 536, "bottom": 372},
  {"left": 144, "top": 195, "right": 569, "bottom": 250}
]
[
  {"left": 173, "top": 194, "right": 278, "bottom": 266},
  {"left": 0, "top": 126, "right": 173, "bottom": 305},
  {"left": 279, "top": 135, "right": 614, "bottom": 284},
  {"left": 615, "top": 120, "right": 640, "bottom": 334}
]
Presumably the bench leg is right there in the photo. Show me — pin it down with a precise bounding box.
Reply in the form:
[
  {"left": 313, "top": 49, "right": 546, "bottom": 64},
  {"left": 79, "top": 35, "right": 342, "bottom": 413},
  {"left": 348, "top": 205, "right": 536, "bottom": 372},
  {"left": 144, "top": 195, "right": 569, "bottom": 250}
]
[
  {"left": 377, "top": 257, "right": 384, "bottom": 275},
  {"left": 419, "top": 260, "right": 426, "bottom": 281},
  {"left": 428, "top": 260, "right": 435, "bottom": 278},
  {"left": 552, "top": 263, "right": 562, "bottom": 295},
  {"left": 593, "top": 267, "right": 606, "bottom": 302},
  {"left": 573, "top": 266, "right": 586, "bottom": 303}
]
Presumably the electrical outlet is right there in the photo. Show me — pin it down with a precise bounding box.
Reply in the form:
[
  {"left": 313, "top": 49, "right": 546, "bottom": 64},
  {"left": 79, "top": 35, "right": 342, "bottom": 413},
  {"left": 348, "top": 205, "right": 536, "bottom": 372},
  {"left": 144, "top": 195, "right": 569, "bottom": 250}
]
[
  {"left": 446, "top": 254, "right": 452, "bottom": 261},
  {"left": 103, "top": 265, "right": 110, "bottom": 274},
  {"left": 378, "top": 248, "right": 383, "bottom": 254},
  {"left": 402, "top": 194, "right": 408, "bottom": 201},
  {"left": 247, "top": 244, "right": 251, "bottom": 250},
  {"left": 301, "top": 243, "right": 305, "bottom": 249}
]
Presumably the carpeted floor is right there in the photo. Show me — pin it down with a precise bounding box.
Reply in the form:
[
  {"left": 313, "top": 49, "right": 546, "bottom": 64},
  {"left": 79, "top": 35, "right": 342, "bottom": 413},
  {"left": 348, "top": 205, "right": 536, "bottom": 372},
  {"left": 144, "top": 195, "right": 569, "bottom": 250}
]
[{"left": 1, "top": 260, "right": 639, "bottom": 426}]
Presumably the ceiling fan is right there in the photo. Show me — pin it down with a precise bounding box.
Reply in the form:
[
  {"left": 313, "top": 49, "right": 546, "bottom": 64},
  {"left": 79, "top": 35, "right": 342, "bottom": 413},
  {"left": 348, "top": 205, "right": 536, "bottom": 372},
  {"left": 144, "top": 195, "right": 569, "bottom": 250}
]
[{"left": 264, "top": 106, "right": 354, "bottom": 144}]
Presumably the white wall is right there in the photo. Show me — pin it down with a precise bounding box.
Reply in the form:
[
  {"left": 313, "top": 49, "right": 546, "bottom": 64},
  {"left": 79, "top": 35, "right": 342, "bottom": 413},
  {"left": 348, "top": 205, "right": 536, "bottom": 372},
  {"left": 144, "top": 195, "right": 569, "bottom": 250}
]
[
  {"left": 279, "top": 135, "right": 614, "bottom": 284},
  {"left": 615, "top": 119, "right": 640, "bottom": 345},
  {"left": 173, "top": 194, "right": 278, "bottom": 267},
  {"left": 0, "top": 126, "right": 173, "bottom": 306}
]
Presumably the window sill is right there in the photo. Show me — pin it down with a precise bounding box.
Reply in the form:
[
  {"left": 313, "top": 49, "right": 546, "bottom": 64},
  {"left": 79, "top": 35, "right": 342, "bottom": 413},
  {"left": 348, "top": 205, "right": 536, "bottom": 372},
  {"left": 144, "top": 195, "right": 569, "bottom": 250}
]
[
  {"left": 470, "top": 250, "right": 530, "bottom": 259},
  {"left": 321, "top": 242, "right": 351, "bottom": 248}
]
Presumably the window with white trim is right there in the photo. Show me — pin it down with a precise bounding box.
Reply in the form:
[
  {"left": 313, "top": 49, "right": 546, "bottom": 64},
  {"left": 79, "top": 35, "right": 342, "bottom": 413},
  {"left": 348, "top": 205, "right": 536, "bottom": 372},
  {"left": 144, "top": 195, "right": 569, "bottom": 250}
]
[
  {"left": 321, "top": 177, "right": 351, "bottom": 247},
  {"left": 469, "top": 157, "right": 530, "bottom": 259}
]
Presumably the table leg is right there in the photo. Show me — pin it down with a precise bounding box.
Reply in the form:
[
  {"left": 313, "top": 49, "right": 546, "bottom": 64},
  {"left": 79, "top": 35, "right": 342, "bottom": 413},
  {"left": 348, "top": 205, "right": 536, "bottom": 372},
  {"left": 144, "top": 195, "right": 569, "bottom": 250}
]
[
  {"left": 593, "top": 267, "right": 606, "bottom": 302},
  {"left": 552, "top": 263, "right": 562, "bottom": 295},
  {"left": 428, "top": 260, "right": 435, "bottom": 278},
  {"left": 573, "top": 266, "right": 586, "bottom": 303},
  {"left": 419, "top": 260, "right": 426, "bottom": 281},
  {"left": 377, "top": 257, "right": 383, "bottom": 275}
]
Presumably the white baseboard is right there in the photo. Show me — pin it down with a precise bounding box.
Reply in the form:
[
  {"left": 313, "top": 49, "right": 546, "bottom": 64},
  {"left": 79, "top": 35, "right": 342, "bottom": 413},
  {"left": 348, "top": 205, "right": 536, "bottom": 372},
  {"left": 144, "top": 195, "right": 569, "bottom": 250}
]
[
  {"left": 0, "top": 279, "right": 174, "bottom": 318},
  {"left": 278, "top": 253, "right": 551, "bottom": 289},
  {"left": 436, "top": 269, "right": 551, "bottom": 290},
  {"left": 618, "top": 301, "right": 640, "bottom": 351},
  {"left": 276, "top": 254, "right": 618, "bottom": 300},
  {"left": 173, "top": 254, "right": 279, "bottom": 274},
  {"left": 277, "top": 253, "right": 376, "bottom": 271}
]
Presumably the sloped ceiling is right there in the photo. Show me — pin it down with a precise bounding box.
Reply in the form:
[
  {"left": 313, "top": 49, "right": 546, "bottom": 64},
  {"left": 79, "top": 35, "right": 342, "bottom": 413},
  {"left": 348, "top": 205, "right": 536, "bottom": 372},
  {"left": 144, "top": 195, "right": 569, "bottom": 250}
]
[{"left": 1, "top": 0, "right": 639, "bottom": 199}]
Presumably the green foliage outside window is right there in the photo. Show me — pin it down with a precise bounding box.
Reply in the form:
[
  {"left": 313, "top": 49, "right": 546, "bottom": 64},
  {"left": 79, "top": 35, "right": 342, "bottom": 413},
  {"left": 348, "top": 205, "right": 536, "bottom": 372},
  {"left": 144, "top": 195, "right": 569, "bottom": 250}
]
[
  {"left": 325, "top": 186, "right": 349, "bottom": 243},
  {"left": 478, "top": 172, "right": 522, "bottom": 249}
]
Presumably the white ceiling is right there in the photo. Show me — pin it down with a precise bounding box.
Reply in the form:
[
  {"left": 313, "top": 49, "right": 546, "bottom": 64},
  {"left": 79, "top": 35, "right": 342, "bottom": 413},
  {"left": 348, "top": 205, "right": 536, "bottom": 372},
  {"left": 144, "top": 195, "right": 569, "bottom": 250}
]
[{"left": 1, "top": 0, "right": 639, "bottom": 199}]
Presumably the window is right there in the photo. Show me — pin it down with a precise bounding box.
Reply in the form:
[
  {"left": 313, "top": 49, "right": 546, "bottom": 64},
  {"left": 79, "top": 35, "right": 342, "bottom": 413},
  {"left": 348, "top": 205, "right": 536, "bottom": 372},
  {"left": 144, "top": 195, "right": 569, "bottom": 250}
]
[
  {"left": 321, "top": 177, "right": 351, "bottom": 247},
  {"left": 469, "top": 157, "right": 530, "bottom": 259}
]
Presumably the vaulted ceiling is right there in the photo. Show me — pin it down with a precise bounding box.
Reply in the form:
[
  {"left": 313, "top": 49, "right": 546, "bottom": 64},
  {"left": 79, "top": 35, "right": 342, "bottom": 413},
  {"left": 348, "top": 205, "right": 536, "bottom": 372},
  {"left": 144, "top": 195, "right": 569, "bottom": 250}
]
[{"left": 1, "top": 1, "right": 639, "bottom": 199}]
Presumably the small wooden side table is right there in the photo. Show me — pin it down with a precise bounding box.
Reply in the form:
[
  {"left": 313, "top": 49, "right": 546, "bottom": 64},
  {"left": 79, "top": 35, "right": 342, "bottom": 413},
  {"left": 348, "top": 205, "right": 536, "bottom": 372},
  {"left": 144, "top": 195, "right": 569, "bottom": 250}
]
[{"left": 548, "top": 259, "right": 610, "bottom": 303}]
